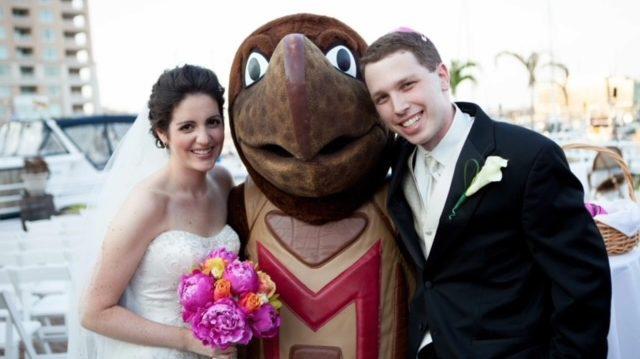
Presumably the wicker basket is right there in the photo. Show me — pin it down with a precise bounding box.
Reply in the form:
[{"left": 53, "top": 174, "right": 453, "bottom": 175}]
[{"left": 563, "top": 143, "right": 639, "bottom": 255}]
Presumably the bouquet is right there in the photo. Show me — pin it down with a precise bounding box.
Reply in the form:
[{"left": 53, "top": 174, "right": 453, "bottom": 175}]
[{"left": 178, "top": 248, "right": 282, "bottom": 349}]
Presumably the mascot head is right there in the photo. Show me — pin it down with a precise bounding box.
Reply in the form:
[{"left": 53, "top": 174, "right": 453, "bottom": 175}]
[{"left": 229, "top": 14, "right": 393, "bottom": 223}]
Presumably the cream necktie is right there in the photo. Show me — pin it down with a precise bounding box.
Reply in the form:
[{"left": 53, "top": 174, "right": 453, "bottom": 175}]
[{"left": 419, "top": 154, "right": 439, "bottom": 209}]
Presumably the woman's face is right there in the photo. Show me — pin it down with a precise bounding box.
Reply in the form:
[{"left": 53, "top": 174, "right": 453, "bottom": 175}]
[{"left": 158, "top": 93, "right": 224, "bottom": 173}]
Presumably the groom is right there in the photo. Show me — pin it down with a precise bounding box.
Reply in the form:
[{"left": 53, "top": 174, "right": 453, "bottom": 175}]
[{"left": 361, "top": 30, "right": 612, "bottom": 358}]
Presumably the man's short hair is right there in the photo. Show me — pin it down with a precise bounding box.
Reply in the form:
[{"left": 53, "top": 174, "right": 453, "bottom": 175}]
[{"left": 361, "top": 31, "right": 442, "bottom": 75}]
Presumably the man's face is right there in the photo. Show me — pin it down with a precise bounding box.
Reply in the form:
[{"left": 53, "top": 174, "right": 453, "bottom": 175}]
[{"left": 364, "top": 51, "right": 452, "bottom": 150}]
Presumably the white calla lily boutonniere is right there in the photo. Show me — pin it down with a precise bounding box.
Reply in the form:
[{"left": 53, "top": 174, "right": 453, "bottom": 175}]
[{"left": 448, "top": 156, "right": 508, "bottom": 220}]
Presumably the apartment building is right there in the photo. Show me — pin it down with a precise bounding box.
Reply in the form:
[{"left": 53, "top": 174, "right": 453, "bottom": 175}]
[{"left": 0, "top": 0, "right": 100, "bottom": 121}]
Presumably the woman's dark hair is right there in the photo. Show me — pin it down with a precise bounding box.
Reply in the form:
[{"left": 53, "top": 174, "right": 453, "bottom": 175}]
[{"left": 148, "top": 64, "right": 225, "bottom": 148}]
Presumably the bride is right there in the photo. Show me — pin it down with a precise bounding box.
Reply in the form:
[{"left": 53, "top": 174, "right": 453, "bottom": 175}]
[{"left": 69, "top": 64, "right": 239, "bottom": 358}]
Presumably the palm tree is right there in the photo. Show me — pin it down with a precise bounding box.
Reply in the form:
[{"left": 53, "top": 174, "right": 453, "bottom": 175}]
[
  {"left": 495, "top": 51, "right": 569, "bottom": 127},
  {"left": 449, "top": 60, "right": 478, "bottom": 96},
  {"left": 542, "top": 61, "right": 570, "bottom": 106}
]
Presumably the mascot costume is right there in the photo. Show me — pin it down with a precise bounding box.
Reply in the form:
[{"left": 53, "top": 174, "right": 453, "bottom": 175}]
[{"left": 228, "top": 14, "right": 412, "bottom": 358}]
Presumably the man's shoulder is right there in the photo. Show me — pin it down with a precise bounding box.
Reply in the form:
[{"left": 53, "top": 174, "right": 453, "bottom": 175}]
[
  {"left": 460, "top": 102, "right": 558, "bottom": 156},
  {"left": 493, "top": 120, "right": 549, "bottom": 146}
]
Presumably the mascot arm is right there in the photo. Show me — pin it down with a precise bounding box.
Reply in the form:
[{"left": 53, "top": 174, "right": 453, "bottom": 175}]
[{"left": 227, "top": 183, "right": 250, "bottom": 260}]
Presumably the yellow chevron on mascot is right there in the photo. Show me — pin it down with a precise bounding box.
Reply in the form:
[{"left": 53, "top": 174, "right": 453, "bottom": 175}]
[{"left": 227, "top": 13, "right": 413, "bottom": 359}]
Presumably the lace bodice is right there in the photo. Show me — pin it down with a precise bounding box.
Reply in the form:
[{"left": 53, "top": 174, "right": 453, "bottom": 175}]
[{"left": 102, "top": 225, "right": 240, "bottom": 358}]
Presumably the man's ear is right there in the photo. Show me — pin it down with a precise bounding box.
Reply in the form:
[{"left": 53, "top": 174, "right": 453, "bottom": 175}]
[{"left": 437, "top": 63, "right": 451, "bottom": 91}]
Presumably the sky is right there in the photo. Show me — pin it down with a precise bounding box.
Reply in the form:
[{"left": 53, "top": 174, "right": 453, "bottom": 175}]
[{"left": 88, "top": 0, "right": 640, "bottom": 114}]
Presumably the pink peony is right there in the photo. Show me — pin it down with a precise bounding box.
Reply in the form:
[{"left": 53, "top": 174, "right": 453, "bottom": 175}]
[
  {"left": 249, "top": 303, "right": 281, "bottom": 339},
  {"left": 192, "top": 298, "right": 253, "bottom": 349},
  {"left": 585, "top": 203, "right": 608, "bottom": 217},
  {"left": 223, "top": 260, "right": 259, "bottom": 296},
  {"left": 207, "top": 248, "right": 238, "bottom": 264},
  {"left": 178, "top": 271, "right": 214, "bottom": 323}
]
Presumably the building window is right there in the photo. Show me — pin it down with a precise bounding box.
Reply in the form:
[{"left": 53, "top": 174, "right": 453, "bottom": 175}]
[
  {"left": 20, "top": 86, "right": 38, "bottom": 94},
  {"left": 63, "top": 31, "right": 74, "bottom": 41},
  {"left": 0, "top": 47, "right": 8, "bottom": 60},
  {"left": 0, "top": 86, "right": 11, "bottom": 98},
  {"left": 45, "top": 66, "right": 60, "bottom": 77},
  {"left": 42, "top": 28, "right": 55, "bottom": 43},
  {"left": 14, "top": 26, "right": 32, "bottom": 41},
  {"left": 72, "top": 104, "right": 84, "bottom": 113},
  {"left": 44, "top": 48, "right": 57, "bottom": 61},
  {"left": 0, "top": 27, "right": 6, "bottom": 40},
  {"left": 39, "top": 10, "right": 54, "bottom": 23},
  {"left": 20, "top": 65, "right": 35, "bottom": 77},
  {"left": 70, "top": 85, "right": 82, "bottom": 95},
  {"left": 12, "top": 8, "right": 30, "bottom": 18},
  {"left": 0, "top": 65, "right": 9, "bottom": 77},
  {"left": 48, "top": 85, "right": 60, "bottom": 97},
  {"left": 16, "top": 46, "right": 34, "bottom": 59}
]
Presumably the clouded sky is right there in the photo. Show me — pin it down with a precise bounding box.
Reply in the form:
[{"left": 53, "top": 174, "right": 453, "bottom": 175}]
[{"left": 88, "top": 0, "right": 640, "bottom": 114}]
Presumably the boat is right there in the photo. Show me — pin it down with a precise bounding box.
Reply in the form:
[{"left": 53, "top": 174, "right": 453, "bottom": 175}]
[{"left": 0, "top": 115, "right": 135, "bottom": 217}]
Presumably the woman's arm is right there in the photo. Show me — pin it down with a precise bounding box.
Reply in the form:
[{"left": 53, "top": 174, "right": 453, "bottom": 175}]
[{"left": 79, "top": 187, "right": 220, "bottom": 355}]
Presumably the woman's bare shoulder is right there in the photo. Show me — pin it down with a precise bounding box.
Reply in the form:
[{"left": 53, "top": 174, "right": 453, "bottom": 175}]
[
  {"left": 107, "top": 177, "right": 170, "bottom": 243},
  {"left": 209, "top": 165, "right": 234, "bottom": 194}
]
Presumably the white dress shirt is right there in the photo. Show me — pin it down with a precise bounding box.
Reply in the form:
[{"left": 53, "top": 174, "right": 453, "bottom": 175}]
[{"left": 401, "top": 104, "right": 473, "bottom": 350}]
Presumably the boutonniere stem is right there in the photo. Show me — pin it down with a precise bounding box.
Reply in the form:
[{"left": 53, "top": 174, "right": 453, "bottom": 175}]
[{"left": 448, "top": 156, "right": 508, "bottom": 220}]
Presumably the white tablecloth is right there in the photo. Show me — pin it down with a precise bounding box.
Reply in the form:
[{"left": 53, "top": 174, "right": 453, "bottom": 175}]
[{"left": 608, "top": 246, "right": 640, "bottom": 359}]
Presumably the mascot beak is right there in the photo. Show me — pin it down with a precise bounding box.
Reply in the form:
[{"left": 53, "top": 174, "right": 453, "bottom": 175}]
[{"left": 281, "top": 33, "right": 314, "bottom": 161}]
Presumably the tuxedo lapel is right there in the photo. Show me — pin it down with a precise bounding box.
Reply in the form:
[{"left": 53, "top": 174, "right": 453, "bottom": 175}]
[
  {"left": 388, "top": 139, "right": 427, "bottom": 270},
  {"left": 425, "top": 103, "right": 496, "bottom": 274}
]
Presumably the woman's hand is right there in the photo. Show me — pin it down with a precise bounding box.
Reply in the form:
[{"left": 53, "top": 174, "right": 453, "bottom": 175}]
[
  {"left": 211, "top": 346, "right": 237, "bottom": 359},
  {"left": 183, "top": 329, "right": 236, "bottom": 358}
]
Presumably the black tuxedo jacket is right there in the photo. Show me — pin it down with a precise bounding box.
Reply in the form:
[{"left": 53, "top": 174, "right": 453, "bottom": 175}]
[{"left": 388, "top": 102, "right": 611, "bottom": 358}]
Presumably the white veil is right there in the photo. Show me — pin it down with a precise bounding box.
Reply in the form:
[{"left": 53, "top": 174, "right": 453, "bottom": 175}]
[{"left": 67, "top": 107, "right": 169, "bottom": 358}]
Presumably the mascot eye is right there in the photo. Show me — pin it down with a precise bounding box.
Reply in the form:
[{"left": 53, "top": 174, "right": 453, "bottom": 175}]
[
  {"left": 325, "top": 45, "right": 357, "bottom": 78},
  {"left": 244, "top": 52, "right": 269, "bottom": 87}
]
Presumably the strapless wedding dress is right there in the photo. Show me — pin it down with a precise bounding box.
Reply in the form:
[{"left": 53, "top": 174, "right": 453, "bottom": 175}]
[{"left": 99, "top": 225, "right": 240, "bottom": 358}]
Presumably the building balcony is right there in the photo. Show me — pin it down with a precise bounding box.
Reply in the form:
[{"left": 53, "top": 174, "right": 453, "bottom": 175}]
[
  {"left": 61, "top": 3, "right": 85, "bottom": 14},
  {"left": 63, "top": 58, "right": 88, "bottom": 67},
  {"left": 13, "top": 34, "right": 33, "bottom": 44},
  {"left": 62, "top": 21, "right": 86, "bottom": 32},
  {"left": 16, "top": 54, "right": 35, "bottom": 61},
  {"left": 61, "top": 0, "right": 86, "bottom": 11},
  {"left": 15, "top": 76, "right": 40, "bottom": 86},
  {"left": 64, "top": 40, "right": 87, "bottom": 50},
  {"left": 70, "top": 94, "right": 91, "bottom": 103},
  {"left": 67, "top": 77, "right": 91, "bottom": 86}
]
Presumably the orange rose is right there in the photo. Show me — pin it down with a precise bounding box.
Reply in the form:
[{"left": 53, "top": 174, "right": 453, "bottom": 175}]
[
  {"left": 257, "top": 271, "right": 276, "bottom": 297},
  {"left": 239, "top": 293, "right": 261, "bottom": 313},
  {"left": 213, "top": 278, "right": 232, "bottom": 301}
]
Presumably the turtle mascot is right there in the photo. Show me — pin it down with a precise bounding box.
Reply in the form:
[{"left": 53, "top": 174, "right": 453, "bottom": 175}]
[{"left": 227, "top": 13, "right": 412, "bottom": 359}]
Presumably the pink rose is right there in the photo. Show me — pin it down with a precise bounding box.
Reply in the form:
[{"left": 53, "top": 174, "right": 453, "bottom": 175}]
[
  {"left": 223, "top": 260, "right": 259, "bottom": 296},
  {"left": 249, "top": 303, "right": 281, "bottom": 339},
  {"left": 192, "top": 298, "right": 253, "bottom": 349},
  {"left": 207, "top": 248, "right": 238, "bottom": 264},
  {"left": 585, "top": 203, "right": 607, "bottom": 217},
  {"left": 178, "top": 271, "right": 214, "bottom": 323}
]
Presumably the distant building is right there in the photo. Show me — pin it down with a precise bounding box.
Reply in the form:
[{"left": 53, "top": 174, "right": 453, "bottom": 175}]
[
  {"left": 0, "top": 0, "right": 100, "bottom": 122},
  {"left": 535, "top": 76, "right": 640, "bottom": 125}
]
